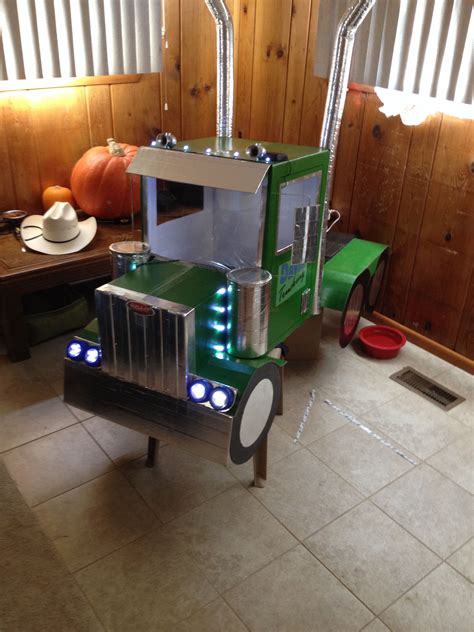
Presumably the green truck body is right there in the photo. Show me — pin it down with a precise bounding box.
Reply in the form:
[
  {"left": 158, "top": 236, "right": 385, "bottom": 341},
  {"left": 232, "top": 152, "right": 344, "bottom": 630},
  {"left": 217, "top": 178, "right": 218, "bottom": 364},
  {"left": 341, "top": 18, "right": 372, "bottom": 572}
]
[{"left": 64, "top": 137, "right": 388, "bottom": 465}]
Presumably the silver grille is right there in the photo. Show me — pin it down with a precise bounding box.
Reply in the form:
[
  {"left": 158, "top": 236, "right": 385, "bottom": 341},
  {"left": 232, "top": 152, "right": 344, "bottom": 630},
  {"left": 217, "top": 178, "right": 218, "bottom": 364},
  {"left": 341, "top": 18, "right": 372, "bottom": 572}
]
[{"left": 96, "top": 284, "right": 195, "bottom": 399}]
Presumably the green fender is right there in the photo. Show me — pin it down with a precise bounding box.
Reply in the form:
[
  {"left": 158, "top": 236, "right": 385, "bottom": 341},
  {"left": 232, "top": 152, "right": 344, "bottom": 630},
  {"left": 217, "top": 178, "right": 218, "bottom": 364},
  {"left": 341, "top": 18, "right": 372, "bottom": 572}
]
[{"left": 321, "top": 238, "right": 388, "bottom": 311}]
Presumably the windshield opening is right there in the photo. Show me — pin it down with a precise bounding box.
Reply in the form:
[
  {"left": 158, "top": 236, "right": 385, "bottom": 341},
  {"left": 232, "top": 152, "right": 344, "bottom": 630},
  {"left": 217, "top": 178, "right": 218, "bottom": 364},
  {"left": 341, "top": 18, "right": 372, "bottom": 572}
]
[{"left": 145, "top": 178, "right": 267, "bottom": 270}]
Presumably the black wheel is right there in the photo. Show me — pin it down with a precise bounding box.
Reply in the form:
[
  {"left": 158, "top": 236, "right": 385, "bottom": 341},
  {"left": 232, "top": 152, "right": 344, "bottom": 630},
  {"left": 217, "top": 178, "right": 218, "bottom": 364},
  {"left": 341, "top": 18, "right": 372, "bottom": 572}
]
[
  {"left": 366, "top": 251, "right": 388, "bottom": 312},
  {"left": 339, "top": 269, "right": 370, "bottom": 348},
  {"left": 230, "top": 363, "right": 282, "bottom": 465}
]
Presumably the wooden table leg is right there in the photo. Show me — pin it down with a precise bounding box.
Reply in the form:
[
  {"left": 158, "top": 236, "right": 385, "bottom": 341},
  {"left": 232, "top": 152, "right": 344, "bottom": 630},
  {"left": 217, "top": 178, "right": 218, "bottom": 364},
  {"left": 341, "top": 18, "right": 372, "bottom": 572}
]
[
  {"left": 0, "top": 290, "right": 30, "bottom": 362},
  {"left": 145, "top": 437, "right": 159, "bottom": 468},
  {"left": 253, "top": 435, "right": 268, "bottom": 488}
]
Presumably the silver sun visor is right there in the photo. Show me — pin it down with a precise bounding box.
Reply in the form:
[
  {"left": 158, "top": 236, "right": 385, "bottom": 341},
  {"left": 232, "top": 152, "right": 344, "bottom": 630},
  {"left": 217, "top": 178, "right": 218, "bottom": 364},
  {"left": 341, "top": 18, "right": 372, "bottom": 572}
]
[{"left": 127, "top": 147, "right": 270, "bottom": 194}]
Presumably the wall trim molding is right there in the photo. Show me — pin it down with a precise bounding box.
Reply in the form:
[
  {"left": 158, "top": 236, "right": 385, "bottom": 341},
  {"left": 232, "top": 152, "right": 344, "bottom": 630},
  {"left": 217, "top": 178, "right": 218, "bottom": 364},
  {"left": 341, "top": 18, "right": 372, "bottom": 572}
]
[
  {"left": 370, "top": 311, "right": 474, "bottom": 375},
  {"left": 0, "top": 74, "right": 144, "bottom": 93}
]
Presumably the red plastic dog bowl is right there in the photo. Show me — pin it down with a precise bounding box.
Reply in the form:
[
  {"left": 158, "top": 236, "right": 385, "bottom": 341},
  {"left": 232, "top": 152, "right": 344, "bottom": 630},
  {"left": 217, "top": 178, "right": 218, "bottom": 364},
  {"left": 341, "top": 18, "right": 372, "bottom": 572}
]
[{"left": 358, "top": 325, "right": 407, "bottom": 359}]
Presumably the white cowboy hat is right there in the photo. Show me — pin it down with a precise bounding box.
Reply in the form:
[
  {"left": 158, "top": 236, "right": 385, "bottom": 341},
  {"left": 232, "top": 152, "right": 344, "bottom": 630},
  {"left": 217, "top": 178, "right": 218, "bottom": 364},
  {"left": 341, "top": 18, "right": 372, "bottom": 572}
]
[{"left": 20, "top": 202, "right": 97, "bottom": 255}]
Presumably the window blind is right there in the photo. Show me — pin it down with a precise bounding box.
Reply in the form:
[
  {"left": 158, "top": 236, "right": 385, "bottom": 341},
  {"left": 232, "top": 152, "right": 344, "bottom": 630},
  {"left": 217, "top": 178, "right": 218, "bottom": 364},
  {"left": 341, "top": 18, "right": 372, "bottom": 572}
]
[
  {"left": 0, "top": 0, "right": 162, "bottom": 81},
  {"left": 315, "top": 0, "right": 473, "bottom": 106}
]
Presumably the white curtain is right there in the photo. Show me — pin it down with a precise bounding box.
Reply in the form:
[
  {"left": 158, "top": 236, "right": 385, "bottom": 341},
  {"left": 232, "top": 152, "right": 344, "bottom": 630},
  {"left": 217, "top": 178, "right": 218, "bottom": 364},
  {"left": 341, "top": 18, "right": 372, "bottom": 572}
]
[
  {"left": 0, "top": 0, "right": 162, "bottom": 81},
  {"left": 315, "top": 0, "right": 473, "bottom": 106}
]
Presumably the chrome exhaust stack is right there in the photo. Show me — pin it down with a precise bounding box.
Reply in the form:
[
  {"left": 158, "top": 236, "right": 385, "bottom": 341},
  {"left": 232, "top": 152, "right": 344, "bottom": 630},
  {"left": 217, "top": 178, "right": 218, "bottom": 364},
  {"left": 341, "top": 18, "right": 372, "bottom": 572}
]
[
  {"left": 320, "top": 0, "right": 376, "bottom": 199},
  {"left": 313, "top": 0, "right": 377, "bottom": 313},
  {"left": 205, "top": 0, "right": 234, "bottom": 147}
]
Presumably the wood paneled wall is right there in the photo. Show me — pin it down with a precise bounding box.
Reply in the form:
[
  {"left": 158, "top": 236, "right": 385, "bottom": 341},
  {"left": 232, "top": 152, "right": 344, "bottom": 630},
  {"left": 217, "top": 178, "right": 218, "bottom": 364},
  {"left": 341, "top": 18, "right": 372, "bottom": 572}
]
[
  {"left": 0, "top": 0, "right": 472, "bottom": 359},
  {"left": 169, "top": 0, "right": 474, "bottom": 358},
  {"left": 0, "top": 75, "right": 162, "bottom": 213}
]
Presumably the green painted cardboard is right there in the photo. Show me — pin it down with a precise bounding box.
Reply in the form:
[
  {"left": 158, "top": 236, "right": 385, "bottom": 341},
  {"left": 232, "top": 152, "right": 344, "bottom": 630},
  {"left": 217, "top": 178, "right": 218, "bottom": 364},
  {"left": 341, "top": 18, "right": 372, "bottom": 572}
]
[{"left": 74, "top": 137, "right": 387, "bottom": 407}]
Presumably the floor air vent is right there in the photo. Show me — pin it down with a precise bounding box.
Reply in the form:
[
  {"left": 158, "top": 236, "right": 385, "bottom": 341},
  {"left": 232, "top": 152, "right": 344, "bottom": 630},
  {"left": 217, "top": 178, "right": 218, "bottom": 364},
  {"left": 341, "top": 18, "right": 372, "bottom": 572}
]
[{"left": 390, "top": 367, "right": 465, "bottom": 411}]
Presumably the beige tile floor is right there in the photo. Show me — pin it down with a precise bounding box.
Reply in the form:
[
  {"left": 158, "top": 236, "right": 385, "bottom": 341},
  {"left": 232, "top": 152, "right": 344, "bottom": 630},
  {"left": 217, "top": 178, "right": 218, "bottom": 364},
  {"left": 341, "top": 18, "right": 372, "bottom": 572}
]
[{"left": 1, "top": 312, "right": 473, "bottom": 631}]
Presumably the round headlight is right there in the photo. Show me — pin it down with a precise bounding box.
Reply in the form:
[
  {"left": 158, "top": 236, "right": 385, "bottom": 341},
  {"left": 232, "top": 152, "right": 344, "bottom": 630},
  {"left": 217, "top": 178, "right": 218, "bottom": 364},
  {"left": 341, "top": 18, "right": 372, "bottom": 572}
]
[
  {"left": 209, "top": 386, "right": 235, "bottom": 411},
  {"left": 188, "top": 379, "right": 212, "bottom": 403},
  {"left": 84, "top": 346, "right": 102, "bottom": 367},
  {"left": 66, "top": 340, "right": 86, "bottom": 361}
]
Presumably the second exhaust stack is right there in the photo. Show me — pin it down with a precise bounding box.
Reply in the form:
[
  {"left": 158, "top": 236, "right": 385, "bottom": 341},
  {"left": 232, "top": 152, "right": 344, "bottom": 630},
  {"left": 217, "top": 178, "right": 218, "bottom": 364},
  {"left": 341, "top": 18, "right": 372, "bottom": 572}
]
[{"left": 205, "top": 0, "right": 234, "bottom": 140}]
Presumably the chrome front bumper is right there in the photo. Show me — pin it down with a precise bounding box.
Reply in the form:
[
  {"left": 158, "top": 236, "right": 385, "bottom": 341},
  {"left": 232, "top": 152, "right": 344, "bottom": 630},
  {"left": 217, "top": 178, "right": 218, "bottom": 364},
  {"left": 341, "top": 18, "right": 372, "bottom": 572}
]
[{"left": 64, "top": 360, "right": 233, "bottom": 465}]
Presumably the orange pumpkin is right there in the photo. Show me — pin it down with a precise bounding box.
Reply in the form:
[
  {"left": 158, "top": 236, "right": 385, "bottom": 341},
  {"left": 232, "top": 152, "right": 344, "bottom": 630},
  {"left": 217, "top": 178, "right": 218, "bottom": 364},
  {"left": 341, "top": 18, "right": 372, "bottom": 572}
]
[
  {"left": 42, "top": 185, "right": 75, "bottom": 212},
  {"left": 71, "top": 138, "right": 141, "bottom": 219}
]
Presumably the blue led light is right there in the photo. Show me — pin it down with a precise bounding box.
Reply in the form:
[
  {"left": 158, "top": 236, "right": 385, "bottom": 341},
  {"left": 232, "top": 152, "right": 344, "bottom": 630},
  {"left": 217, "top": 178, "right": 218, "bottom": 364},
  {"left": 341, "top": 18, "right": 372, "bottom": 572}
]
[
  {"left": 209, "top": 386, "right": 235, "bottom": 411},
  {"left": 213, "top": 323, "right": 226, "bottom": 332},
  {"left": 212, "top": 344, "right": 225, "bottom": 352},
  {"left": 216, "top": 287, "right": 226, "bottom": 296},
  {"left": 84, "top": 346, "right": 102, "bottom": 367},
  {"left": 66, "top": 340, "right": 86, "bottom": 361},
  {"left": 188, "top": 379, "right": 212, "bottom": 403},
  {"left": 212, "top": 305, "right": 226, "bottom": 313},
  {"left": 214, "top": 352, "right": 225, "bottom": 360}
]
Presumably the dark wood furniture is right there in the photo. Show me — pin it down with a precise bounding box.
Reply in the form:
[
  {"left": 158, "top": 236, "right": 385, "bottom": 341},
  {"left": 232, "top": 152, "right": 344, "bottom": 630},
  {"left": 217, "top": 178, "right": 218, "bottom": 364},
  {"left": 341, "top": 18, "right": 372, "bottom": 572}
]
[{"left": 0, "top": 220, "right": 140, "bottom": 362}]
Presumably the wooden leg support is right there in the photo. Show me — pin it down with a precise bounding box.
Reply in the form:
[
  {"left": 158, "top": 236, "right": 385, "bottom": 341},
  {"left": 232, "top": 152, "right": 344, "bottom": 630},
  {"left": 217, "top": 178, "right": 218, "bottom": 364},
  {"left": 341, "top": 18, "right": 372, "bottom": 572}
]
[
  {"left": 145, "top": 437, "right": 159, "bottom": 468},
  {"left": 253, "top": 435, "right": 268, "bottom": 488},
  {"left": 276, "top": 365, "right": 284, "bottom": 415}
]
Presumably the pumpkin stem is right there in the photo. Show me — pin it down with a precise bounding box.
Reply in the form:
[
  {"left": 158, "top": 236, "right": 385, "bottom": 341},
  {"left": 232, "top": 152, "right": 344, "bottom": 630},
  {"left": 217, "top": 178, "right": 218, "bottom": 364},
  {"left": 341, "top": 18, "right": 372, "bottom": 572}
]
[{"left": 107, "top": 138, "right": 126, "bottom": 157}]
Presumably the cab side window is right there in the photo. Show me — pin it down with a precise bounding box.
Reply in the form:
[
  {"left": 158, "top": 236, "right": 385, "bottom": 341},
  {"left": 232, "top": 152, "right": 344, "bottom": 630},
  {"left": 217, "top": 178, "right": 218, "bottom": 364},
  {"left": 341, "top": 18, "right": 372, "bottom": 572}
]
[{"left": 276, "top": 173, "right": 321, "bottom": 253}]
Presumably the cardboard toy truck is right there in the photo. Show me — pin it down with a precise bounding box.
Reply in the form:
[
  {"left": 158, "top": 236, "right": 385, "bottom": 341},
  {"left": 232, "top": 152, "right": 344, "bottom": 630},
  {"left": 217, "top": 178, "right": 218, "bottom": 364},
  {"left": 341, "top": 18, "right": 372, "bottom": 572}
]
[{"left": 64, "top": 136, "right": 388, "bottom": 466}]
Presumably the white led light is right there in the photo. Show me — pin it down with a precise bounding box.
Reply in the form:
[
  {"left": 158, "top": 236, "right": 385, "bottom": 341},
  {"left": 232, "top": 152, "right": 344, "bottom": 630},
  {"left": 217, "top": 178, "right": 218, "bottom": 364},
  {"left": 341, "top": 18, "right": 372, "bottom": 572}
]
[
  {"left": 212, "top": 344, "right": 225, "bottom": 352},
  {"left": 68, "top": 342, "right": 83, "bottom": 358},
  {"left": 205, "top": 147, "right": 213, "bottom": 155},
  {"left": 265, "top": 156, "right": 271, "bottom": 163},
  {"left": 85, "top": 348, "right": 99, "bottom": 363},
  {"left": 190, "top": 382, "right": 206, "bottom": 400},
  {"left": 209, "top": 385, "right": 235, "bottom": 411},
  {"left": 233, "top": 151, "right": 240, "bottom": 158},
  {"left": 216, "top": 287, "right": 226, "bottom": 296},
  {"left": 188, "top": 378, "right": 212, "bottom": 403},
  {"left": 151, "top": 140, "right": 157, "bottom": 146},
  {"left": 211, "top": 389, "right": 229, "bottom": 409},
  {"left": 183, "top": 144, "right": 190, "bottom": 151}
]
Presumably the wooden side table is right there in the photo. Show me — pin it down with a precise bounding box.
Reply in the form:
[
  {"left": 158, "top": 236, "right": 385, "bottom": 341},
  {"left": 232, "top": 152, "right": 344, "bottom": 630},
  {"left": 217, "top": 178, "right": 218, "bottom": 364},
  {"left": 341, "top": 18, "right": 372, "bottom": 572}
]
[{"left": 0, "top": 221, "right": 140, "bottom": 362}]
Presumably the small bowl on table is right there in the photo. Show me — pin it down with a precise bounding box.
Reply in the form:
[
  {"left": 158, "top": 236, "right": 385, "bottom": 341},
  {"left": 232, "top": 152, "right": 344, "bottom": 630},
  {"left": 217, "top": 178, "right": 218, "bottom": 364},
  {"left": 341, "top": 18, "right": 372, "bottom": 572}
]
[{"left": 0, "top": 210, "right": 28, "bottom": 237}]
